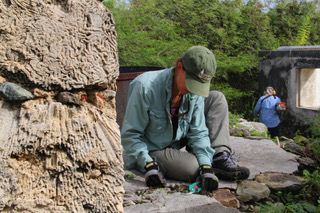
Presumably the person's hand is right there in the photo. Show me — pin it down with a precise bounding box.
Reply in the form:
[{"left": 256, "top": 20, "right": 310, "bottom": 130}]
[
  {"left": 144, "top": 161, "right": 166, "bottom": 187},
  {"left": 199, "top": 165, "right": 219, "bottom": 194}
]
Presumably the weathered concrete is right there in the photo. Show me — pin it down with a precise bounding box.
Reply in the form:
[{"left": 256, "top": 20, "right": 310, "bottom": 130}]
[
  {"left": 123, "top": 136, "right": 300, "bottom": 212},
  {"left": 258, "top": 48, "right": 320, "bottom": 137}
]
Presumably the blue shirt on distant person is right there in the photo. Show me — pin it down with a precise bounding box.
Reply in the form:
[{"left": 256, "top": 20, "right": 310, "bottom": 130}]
[{"left": 253, "top": 93, "right": 281, "bottom": 128}]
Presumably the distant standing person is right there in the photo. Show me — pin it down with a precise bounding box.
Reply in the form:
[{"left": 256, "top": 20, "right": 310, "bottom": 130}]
[{"left": 253, "top": 86, "right": 281, "bottom": 138}]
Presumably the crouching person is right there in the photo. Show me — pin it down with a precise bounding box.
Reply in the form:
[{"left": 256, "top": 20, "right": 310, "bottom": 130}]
[{"left": 121, "top": 46, "right": 249, "bottom": 194}]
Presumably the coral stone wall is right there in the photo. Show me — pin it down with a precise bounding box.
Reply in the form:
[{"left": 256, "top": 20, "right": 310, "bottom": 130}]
[
  {"left": 0, "top": 0, "right": 123, "bottom": 212},
  {"left": 0, "top": 0, "right": 118, "bottom": 90}
]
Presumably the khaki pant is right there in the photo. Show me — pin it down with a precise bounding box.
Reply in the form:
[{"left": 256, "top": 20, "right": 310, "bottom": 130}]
[{"left": 150, "top": 91, "right": 231, "bottom": 182}]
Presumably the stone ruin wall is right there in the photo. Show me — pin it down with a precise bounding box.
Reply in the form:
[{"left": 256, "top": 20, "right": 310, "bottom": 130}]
[{"left": 0, "top": 0, "right": 124, "bottom": 212}]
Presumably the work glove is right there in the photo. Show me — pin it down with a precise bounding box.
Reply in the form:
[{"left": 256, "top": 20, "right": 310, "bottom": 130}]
[
  {"left": 199, "top": 164, "right": 219, "bottom": 194},
  {"left": 144, "top": 161, "right": 166, "bottom": 187}
]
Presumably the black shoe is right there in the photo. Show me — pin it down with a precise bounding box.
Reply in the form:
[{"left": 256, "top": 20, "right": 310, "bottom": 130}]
[{"left": 212, "top": 151, "right": 250, "bottom": 181}]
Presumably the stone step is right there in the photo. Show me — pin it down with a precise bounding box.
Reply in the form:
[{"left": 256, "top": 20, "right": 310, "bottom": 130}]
[
  {"left": 124, "top": 189, "right": 239, "bottom": 213},
  {"left": 123, "top": 136, "right": 301, "bottom": 212}
]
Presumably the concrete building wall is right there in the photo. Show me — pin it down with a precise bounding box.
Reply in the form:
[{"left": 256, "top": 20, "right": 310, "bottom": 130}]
[{"left": 258, "top": 49, "right": 320, "bottom": 137}]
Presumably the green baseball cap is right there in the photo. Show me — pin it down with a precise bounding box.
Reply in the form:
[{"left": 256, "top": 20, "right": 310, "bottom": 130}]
[{"left": 182, "top": 46, "right": 216, "bottom": 97}]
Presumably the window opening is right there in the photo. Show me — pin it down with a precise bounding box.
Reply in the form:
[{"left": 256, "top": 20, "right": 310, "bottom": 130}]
[{"left": 297, "top": 68, "right": 320, "bottom": 110}]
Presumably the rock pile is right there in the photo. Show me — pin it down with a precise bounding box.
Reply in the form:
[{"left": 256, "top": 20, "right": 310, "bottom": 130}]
[{"left": 122, "top": 125, "right": 307, "bottom": 212}]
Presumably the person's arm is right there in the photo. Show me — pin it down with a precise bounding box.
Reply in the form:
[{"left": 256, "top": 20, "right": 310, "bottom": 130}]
[
  {"left": 187, "top": 97, "right": 218, "bottom": 193},
  {"left": 121, "top": 81, "right": 153, "bottom": 171},
  {"left": 187, "top": 97, "right": 214, "bottom": 166},
  {"left": 277, "top": 96, "right": 281, "bottom": 103}
]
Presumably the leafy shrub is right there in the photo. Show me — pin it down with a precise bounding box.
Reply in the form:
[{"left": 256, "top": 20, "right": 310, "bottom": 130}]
[
  {"left": 303, "top": 170, "right": 320, "bottom": 201},
  {"left": 304, "top": 113, "right": 320, "bottom": 138},
  {"left": 249, "top": 129, "right": 268, "bottom": 137},
  {"left": 303, "top": 113, "right": 320, "bottom": 163},
  {"left": 266, "top": 191, "right": 319, "bottom": 213},
  {"left": 229, "top": 112, "right": 243, "bottom": 128}
]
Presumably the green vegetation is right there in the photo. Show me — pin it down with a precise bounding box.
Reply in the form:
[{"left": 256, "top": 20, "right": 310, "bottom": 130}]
[
  {"left": 105, "top": 0, "right": 320, "bottom": 119},
  {"left": 229, "top": 112, "right": 243, "bottom": 129},
  {"left": 124, "top": 173, "right": 136, "bottom": 179},
  {"left": 255, "top": 116, "right": 320, "bottom": 212},
  {"left": 249, "top": 130, "right": 268, "bottom": 137},
  {"left": 255, "top": 191, "right": 318, "bottom": 213},
  {"left": 103, "top": 0, "right": 320, "bottom": 211},
  {"left": 303, "top": 170, "right": 320, "bottom": 198}
]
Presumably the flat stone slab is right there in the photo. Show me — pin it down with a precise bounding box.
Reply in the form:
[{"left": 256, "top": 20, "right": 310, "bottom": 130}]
[
  {"left": 230, "top": 136, "right": 299, "bottom": 179},
  {"left": 123, "top": 136, "right": 300, "bottom": 212},
  {"left": 255, "top": 172, "right": 305, "bottom": 193},
  {"left": 124, "top": 186, "right": 239, "bottom": 213}
]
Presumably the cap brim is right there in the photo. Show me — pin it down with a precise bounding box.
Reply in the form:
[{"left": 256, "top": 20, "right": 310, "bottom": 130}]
[{"left": 185, "top": 72, "right": 210, "bottom": 97}]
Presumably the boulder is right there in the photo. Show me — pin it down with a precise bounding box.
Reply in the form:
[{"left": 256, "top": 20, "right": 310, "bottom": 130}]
[
  {"left": 230, "top": 127, "right": 251, "bottom": 138},
  {"left": 230, "top": 119, "right": 268, "bottom": 138},
  {"left": 212, "top": 189, "right": 240, "bottom": 209},
  {"left": 237, "top": 119, "right": 268, "bottom": 134},
  {"left": 297, "top": 157, "right": 316, "bottom": 174},
  {"left": 255, "top": 172, "right": 305, "bottom": 193},
  {"left": 236, "top": 180, "right": 270, "bottom": 202}
]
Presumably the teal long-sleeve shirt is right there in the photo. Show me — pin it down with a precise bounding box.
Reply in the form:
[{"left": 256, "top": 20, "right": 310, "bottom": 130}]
[{"left": 121, "top": 68, "right": 215, "bottom": 172}]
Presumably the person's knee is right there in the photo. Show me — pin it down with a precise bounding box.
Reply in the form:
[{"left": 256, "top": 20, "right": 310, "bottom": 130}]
[
  {"left": 182, "top": 160, "right": 199, "bottom": 181},
  {"left": 209, "top": 91, "right": 227, "bottom": 102},
  {"left": 150, "top": 149, "right": 200, "bottom": 182},
  {"left": 166, "top": 155, "right": 199, "bottom": 182},
  {"left": 206, "top": 91, "right": 228, "bottom": 109}
]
